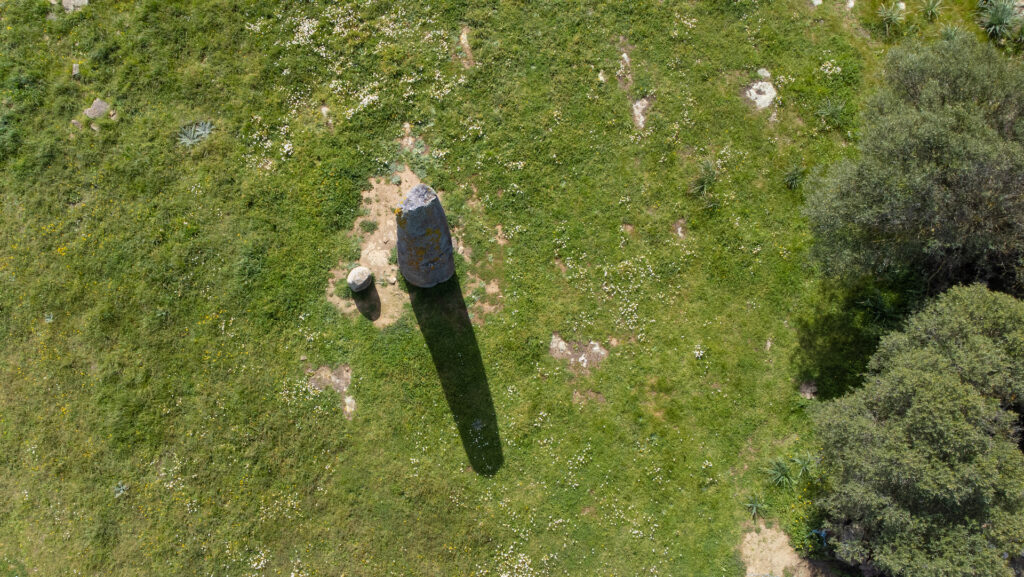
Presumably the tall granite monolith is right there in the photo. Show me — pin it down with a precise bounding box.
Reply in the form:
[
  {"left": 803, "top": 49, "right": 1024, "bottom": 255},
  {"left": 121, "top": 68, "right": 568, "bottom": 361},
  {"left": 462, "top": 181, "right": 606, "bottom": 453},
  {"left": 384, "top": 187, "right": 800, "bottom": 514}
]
[{"left": 396, "top": 184, "right": 455, "bottom": 288}]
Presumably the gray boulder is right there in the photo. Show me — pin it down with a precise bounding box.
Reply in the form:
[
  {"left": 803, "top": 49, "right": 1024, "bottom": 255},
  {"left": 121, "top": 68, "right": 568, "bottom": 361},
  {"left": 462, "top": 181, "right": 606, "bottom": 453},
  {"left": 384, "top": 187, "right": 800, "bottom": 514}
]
[
  {"left": 396, "top": 184, "right": 455, "bottom": 288},
  {"left": 84, "top": 98, "right": 109, "bottom": 119}
]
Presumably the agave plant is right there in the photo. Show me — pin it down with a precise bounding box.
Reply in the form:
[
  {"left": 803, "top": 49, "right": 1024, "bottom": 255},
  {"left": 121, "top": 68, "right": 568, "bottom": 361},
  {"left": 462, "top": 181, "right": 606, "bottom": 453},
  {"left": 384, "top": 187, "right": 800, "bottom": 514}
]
[
  {"left": 878, "top": 3, "right": 906, "bottom": 35},
  {"left": 816, "top": 98, "right": 846, "bottom": 129},
  {"left": 783, "top": 164, "right": 806, "bottom": 190},
  {"left": 940, "top": 23, "right": 967, "bottom": 41},
  {"left": 982, "top": 0, "right": 1018, "bottom": 40},
  {"left": 745, "top": 494, "right": 767, "bottom": 520},
  {"left": 765, "top": 458, "right": 796, "bottom": 488},
  {"left": 177, "top": 121, "right": 214, "bottom": 147},
  {"left": 791, "top": 453, "right": 816, "bottom": 479},
  {"left": 922, "top": 0, "right": 942, "bottom": 21},
  {"left": 692, "top": 158, "right": 717, "bottom": 197}
]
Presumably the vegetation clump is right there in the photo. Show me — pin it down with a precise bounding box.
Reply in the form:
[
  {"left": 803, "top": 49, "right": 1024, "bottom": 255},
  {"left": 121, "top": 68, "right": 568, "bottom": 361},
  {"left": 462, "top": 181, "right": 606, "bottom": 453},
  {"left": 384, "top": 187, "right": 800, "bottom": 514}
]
[
  {"left": 815, "top": 285, "right": 1024, "bottom": 577},
  {"left": 806, "top": 37, "right": 1024, "bottom": 297}
]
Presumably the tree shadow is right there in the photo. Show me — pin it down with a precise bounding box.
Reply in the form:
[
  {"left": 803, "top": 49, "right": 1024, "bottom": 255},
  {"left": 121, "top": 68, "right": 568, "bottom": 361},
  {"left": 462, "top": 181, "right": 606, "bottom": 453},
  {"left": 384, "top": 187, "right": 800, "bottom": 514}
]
[
  {"left": 352, "top": 284, "right": 381, "bottom": 321},
  {"left": 409, "top": 276, "right": 503, "bottom": 476},
  {"left": 794, "top": 277, "right": 922, "bottom": 400}
]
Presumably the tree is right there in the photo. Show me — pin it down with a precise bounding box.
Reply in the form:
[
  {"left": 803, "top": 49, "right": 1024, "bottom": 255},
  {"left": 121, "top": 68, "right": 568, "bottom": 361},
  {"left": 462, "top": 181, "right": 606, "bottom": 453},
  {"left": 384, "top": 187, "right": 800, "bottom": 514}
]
[
  {"left": 815, "top": 285, "right": 1024, "bottom": 577},
  {"left": 805, "top": 37, "right": 1024, "bottom": 297}
]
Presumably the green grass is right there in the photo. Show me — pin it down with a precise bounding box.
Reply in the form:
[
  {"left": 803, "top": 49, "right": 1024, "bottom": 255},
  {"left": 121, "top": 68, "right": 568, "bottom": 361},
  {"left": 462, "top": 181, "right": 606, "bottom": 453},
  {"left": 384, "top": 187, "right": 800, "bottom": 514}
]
[{"left": 0, "top": 0, "right": 968, "bottom": 574}]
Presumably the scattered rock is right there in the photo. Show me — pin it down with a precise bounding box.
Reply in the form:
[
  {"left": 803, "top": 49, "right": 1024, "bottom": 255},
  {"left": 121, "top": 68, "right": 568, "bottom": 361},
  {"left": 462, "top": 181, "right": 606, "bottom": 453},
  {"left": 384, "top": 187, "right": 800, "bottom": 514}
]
[
  {"left": 811, "top": 0, "right": 822, "bottom": 5},
  {"left": 70, "top": 119, "right": 82, "bottom": 130},
  {"left": 846, "top": 0, "right": 855, "bottom": 9},
  {"left": 549, "top": 333, "right": 610, "bottom": 373},
  {"left": 308, "top": 364, "right": 356, "bottom": 419},
  {"left": 71, "top": 63, "right": 80, "bottom": 79},
  {"left": 396, "top": 184, "right": 456, "bottom": 288},
  {"left": 896, "top": 1, "right": 905, "bottom": 8},
  {"left": 757, "top": 68, "right": 771, "bottom": 79},
  {"left": 347, "top": 266, "right": 373, "bottom": 292},
  {"left": 598, "top": 70, "right": 607, "bottom": 83},
  {"left": 90, "top": 122, "right": 100, "bottom": 132},
  {"left": 745, "top": 81, "right": 777, "bottom": 110},
  {"left": 740, "top": 522, "right": 834, "bottom": 577},
  {"left": 799, "top": 381, "right": 818, "bottom": 399},
  {"left": 632, "top": 97, "right": 652, "bottom": 129},
  {"left": 108, "top": 110, "right": 118, "bottom": 121},
  {"left": 83, "top": 98, "right": 109, "bottom": 119}
]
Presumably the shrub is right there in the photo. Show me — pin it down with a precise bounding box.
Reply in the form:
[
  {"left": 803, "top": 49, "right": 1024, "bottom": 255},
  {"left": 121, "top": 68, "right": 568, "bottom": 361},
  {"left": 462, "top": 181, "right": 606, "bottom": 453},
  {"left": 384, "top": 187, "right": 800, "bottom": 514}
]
[
  {"left": 805, "top": 37, "right": 1024, "bottom": 297},
  {"left": 815, "top": 285, "right": 1024, "bottom": 577}
]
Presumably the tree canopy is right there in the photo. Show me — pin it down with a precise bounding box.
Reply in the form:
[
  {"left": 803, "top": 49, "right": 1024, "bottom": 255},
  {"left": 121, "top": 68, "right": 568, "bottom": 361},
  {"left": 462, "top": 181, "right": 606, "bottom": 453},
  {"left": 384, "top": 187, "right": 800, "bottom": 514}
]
[
  {"left": 815, "top": 285, "right": 1024, "bottom": 577},
  {"left": 806, "top": 37, "right": 1024, "bottom": 296}
]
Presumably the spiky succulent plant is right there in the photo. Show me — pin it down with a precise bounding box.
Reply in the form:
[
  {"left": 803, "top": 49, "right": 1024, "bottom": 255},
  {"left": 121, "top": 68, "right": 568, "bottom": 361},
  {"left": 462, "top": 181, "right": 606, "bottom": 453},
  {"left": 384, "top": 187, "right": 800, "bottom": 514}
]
[{"left": 177, "top": 121, "right": 214, "bottom": 147}]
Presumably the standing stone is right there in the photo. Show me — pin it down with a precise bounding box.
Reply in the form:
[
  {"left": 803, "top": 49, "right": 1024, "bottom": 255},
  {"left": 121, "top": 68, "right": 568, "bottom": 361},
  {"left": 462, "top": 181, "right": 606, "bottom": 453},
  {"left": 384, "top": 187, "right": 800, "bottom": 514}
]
[
  {"left": 72, "top": 63, "right": 80, "bottom": 79},
  {"left": 396, "top": 184, "right": 455, "bottom": 288}
]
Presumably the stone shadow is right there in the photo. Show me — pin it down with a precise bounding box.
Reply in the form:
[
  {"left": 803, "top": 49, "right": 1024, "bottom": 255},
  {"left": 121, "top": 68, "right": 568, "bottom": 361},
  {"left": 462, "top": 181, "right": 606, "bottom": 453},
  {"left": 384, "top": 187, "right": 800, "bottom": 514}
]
[
  {"left": 352, "top": 283, "right": 381, "bottom": 321},
  {"left": 409, "top": 275, "right": 503, "bottom": 475}
]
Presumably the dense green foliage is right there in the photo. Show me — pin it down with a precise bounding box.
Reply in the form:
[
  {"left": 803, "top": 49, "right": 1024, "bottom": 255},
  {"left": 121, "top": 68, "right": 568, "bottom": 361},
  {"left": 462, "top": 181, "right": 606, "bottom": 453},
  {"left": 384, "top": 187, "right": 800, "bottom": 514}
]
[
  {"left": 815, "top": 285, "right": 1024, "bottom": 577},
  {"left": 806, "top": 37, "right": 1024, "bottom": 296}
]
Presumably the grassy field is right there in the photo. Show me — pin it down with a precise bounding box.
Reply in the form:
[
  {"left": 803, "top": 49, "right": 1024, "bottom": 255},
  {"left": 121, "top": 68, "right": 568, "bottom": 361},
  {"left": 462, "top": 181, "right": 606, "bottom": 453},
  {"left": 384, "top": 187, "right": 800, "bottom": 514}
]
[{"left": 0, "top": 0, "right": 981, "bottom": 575}]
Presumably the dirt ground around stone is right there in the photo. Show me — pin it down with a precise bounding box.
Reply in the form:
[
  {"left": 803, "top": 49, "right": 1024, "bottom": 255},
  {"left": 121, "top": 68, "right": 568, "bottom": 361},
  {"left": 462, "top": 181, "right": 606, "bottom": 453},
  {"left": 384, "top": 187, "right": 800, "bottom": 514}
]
[
  {"left": 327, "top": 160, "right": 496, "bottom": 328},
  {"left": 740, "top": 522, "right": 834, "bottom": 577},
  {"left": 326, "top": 167, "right": 420, "bottom": 327}
]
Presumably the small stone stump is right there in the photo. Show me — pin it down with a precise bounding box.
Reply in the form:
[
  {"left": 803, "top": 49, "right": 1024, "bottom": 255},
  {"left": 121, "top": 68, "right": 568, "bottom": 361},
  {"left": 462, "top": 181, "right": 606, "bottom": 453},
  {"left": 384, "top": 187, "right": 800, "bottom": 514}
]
[
  {"left": 346, "top": 266, "right": 373, "bottom": 292},
  {"left": 396, "top": 184, "right": 455, "bottom": 288}
]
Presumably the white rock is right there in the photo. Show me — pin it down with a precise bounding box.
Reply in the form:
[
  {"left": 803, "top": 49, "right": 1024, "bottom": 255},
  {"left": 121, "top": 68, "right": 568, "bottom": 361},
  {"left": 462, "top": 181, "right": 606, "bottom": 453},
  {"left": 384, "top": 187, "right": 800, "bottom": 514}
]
[
  {"left": 757, "top": 68, "right": 771, "bottom": 79},
  {"left": 897, "top": 1, "right": 905, "bottom": 8},
  {"left": 745, "top": 81, "right": 777, "bottom": 110},
  {"left": 346, "top": 266, "right": 373, "bottom": 292}
]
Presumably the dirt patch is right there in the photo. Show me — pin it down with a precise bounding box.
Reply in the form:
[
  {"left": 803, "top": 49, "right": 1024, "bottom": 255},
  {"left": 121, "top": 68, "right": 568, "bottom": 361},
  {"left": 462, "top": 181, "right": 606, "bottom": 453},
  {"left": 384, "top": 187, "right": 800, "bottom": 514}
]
[
  {"left": 463, "top": 273, "right": 503, "bottom": 323},
  {"left": 616, "top": 36, "right": 634, "bottom": 90},
  {"left": 740, "top": 522, "right": 832, "bottom": 577},
  {"left": 621, "top": 223, "right": 635, "bottom": 235},
  {"left": 326, "top": 167, "right": 422, "bottom": 327},
  {"left": 632, "top": 97, "right": 652, "bottom": 129},
  {"left": 673, "top": 219, "right": 688, "bottom": 240},
  {"left": 494, "top": 224, "right": 508, "bottom": 246},
  {"left": 458, "top": 26, "right": 476, "bottom": 68},
  {"left": 572, "top": 389, "right": 607, "bottom": 405},
  {"left": 308, "top": 364, "right": 356, "bottom": 419},
  {"left": 549, "top": 333, "right": 610, "bottom": 373}
]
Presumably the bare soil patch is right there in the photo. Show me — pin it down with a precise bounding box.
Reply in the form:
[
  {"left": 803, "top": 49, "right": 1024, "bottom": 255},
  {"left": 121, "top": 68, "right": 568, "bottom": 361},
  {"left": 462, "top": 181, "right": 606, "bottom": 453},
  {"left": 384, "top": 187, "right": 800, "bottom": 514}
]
[
  {"left": 740, "top": 522, "right": 833, "bottom": 577},
  {"left": 326, "top": 167, "right": 422, "bottom": 327},
  {"left": 549, "top": 333, "right": 610, "bottom": 373},
  {"left": 572, "top": 389, "right": 607, "bottom": 405},
  {"left": 459, "top": 26, "right": 476, "bottom": 68},
  {"left": 308, "top": 364, "right": 356, "bottom": 419}
]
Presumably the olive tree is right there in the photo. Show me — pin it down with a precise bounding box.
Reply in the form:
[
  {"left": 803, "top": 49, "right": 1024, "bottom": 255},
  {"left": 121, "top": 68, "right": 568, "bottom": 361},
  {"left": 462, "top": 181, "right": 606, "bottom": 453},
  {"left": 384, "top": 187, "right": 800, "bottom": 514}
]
[
  {"left": 806, "top": 37, "right": 1024, "bottom": 296},
  {"left": 815, "top": 285, "right": 1024, "bottom": 577}
]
